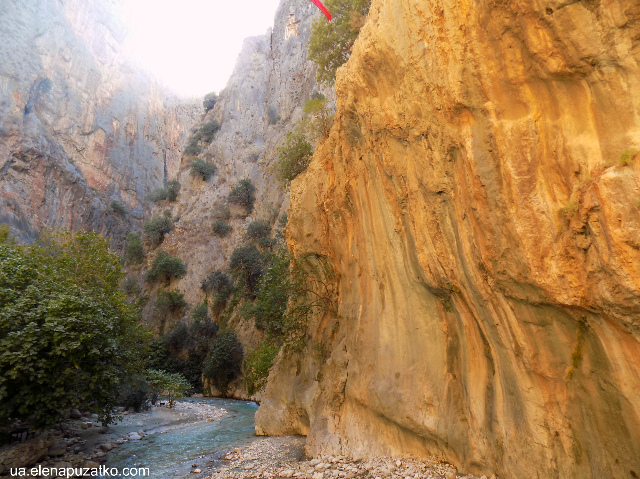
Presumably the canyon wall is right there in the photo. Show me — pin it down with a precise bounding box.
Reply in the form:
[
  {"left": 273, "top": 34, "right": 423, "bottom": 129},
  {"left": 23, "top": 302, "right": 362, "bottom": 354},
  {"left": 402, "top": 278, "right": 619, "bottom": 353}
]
[
  {"left": 257, "top": 0, "right": 640, "bottom": 478},
  {"left": 140, "top": 0, "right": 325, "bottom": 353},
  {"left": 0, "top": 0, "right": 198, "bottom": 245}
]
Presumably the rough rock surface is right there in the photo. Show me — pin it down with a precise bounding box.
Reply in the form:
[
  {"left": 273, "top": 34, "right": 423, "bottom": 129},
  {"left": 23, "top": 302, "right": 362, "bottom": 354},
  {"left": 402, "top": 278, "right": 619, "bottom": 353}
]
[
  {"left": 0, "top": 0, "right": 198, "bottom": 245},
  {"left": 256, "top": 0, "right": 640, "bottom": 478}
]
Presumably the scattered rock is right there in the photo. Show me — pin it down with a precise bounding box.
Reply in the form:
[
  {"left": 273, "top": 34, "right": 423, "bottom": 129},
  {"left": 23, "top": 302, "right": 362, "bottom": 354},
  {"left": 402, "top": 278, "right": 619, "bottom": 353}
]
[{"left": 69, "top": 409, "right": 82, "bottom": 419}]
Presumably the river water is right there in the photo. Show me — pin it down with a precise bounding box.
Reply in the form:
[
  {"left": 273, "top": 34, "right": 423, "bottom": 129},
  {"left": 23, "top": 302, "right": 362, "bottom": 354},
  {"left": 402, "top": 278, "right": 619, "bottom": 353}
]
[{"left": 102, "top": 398, "right": 259, "bottom": 478}]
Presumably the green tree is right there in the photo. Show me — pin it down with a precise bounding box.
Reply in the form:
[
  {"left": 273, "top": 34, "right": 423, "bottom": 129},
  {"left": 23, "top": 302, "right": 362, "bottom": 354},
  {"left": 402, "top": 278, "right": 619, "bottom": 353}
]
[
  {"left": 243, "top": 341, "right": 279, "bottom": 395},
  {"left": 155, "top": 290, "right": 187, "bottom": 316},
  {"left": 212, "top": 220, "right": 232, "bottom": 237},
  {"left": 190, "top": 158, "right": 217, "bottom": 180},
  {"left": 125, "top": 233, "right": 145, "bottom": 264},
  {"left": 166, "top": 180, "right": 181, "bottom": 202},
  {"left": 203, "top": 92, "right": 218, "bottom": 112},
  {"left": 275, "top": 131, "right": 314, "bottom": 186},
  {"left": 0, "top": 229, "right": 146, "bottom": 428},
  {"left": 228, "top": 179, "right": 256, "bottom": 214},
  {"left": 203, "top": 331, "right": 243, "bottom": 394},
  {"left": 143, "top": 216, "right": 174, "bottom": 247},
  {"left": 229, "top": 245, "right": 263, "bottom": 293},
  {"left": 146, "top": 250, "right": 187, "bottom": 283},
  {"left": 308, "top": 0, "right": 372, "bottom": 85},
  {"left": 147, "top": 369, "right": 191, "bottom": 408},
  {"left": 301, "top": 95, "right": 334, "bottom": 143}
]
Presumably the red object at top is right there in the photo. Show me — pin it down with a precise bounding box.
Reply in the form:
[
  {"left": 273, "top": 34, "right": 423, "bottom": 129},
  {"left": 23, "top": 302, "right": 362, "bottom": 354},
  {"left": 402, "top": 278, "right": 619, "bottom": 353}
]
[{"left": 310, "top": 0, "right": 332, "bottom": 21}]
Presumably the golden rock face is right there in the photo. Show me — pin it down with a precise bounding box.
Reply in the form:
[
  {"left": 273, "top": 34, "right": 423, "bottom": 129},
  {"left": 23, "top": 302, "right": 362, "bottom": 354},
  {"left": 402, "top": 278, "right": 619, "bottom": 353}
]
[{"left": 256, "top": 0, "right": 640, "bottom": 477}]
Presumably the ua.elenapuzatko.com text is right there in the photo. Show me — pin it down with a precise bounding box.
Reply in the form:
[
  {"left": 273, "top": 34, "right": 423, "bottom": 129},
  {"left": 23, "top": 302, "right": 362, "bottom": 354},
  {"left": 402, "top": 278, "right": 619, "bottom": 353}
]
[{"left": 10, "top": 465, "right": 150, "bottom": 477}]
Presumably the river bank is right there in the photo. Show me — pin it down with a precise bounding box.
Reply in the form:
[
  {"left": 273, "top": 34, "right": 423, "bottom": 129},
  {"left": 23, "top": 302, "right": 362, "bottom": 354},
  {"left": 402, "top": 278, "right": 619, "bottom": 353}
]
[{"left": 209, "top": 437, "right": 489, "bottom": 479}]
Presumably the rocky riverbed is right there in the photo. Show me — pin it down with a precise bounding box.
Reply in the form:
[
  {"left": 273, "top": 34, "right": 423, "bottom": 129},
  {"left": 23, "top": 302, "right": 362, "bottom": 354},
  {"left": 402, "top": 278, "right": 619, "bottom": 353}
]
[{"left": 208, "top": 437, "right": 489, "bottom": 479}]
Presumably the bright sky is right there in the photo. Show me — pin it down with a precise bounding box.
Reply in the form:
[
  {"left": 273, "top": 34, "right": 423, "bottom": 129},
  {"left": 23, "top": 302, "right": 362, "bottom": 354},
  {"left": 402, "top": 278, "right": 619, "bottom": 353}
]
[{"left": 121, "top": 0, "right": 282, "bottom": 98}]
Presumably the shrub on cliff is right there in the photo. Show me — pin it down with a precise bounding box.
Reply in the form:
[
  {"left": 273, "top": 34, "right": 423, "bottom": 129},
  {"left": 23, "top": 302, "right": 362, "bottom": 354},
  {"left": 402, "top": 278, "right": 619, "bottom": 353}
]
[
  {"left": 111, "top": 200, "right": 127, "bottom": 215},
  {"left": 0, "top": 229, "right": 146, "bottom": 428},
  {"left": 203, "top": 331, "right": 244, "bottom": 394},
  {"left": 245, "top": 220, "right": 271, "bottom": 241},
  {"left": 125, "top": 233, "right": 145, "bottom": 264},
  {"left": 308, "top": 0, "right": 372, "bottom": 85},
  {"left": 201, "top": 270, "right": 234, "bottom": 306},
  {"left": 203, "top": 92, "right": 218, "bottom": 112},
  {"left": 154, "top": 289, "right": 187, "bottom": 316},
  {"left": 275, "top": 131, "right": 314, "bottom": 186},
  {"left": 143, "top": 216, "right": 173, "bottom": 247},
  {"left": 243, "top": 340, "right": 280, "bottom": 395},
  {"left": 229, "top": 245, "right": 263, "bottom": 293},
  {"left": 146, "top": 250, "right": 187, "bottom": 283},
  {"left": 228, "top": 179, "right": 257, "bottom": 214},
  {"left": 212, "top": 220, "right": 232, "bottom": 237},
  {"left": 190, "top": 158, "right": 217, "bottom": 180},
  {"left": 148, "top": 180, "right": 181, "bottom": 203}
]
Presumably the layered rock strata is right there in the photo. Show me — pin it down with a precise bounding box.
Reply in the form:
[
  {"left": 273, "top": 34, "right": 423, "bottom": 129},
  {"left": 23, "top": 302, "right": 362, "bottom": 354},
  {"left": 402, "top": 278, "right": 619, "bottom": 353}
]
[
  {"left": 0, "top": 0, "right": 197, "bottom": 244},
  {"left": 256, "top": 0, "right": 640, "bottom": 478}
]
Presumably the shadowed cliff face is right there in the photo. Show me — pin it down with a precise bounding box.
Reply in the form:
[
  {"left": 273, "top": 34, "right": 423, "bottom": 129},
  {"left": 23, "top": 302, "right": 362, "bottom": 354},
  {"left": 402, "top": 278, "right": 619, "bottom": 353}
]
[
  {"left": 0, "top": 0, "right": 198, "bottom": 245},
  {"left": 256, "top": 0, "right": 640, "bottom": 477}
]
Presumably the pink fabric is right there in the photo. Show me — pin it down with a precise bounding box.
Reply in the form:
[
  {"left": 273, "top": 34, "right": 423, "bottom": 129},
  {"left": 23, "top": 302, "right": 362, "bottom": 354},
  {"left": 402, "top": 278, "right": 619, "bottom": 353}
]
[{"left": 310, "top": 0, "right": 332, "bottom": 21}]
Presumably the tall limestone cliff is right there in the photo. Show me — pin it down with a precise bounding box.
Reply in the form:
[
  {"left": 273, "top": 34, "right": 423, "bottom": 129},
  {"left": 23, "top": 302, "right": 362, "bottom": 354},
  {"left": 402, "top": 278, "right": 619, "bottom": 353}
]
[
  {"left": 0, "top": 0, "right": 198, "bottom": 244},
  {"left": 256, "top": 0, "right": 640, "bottom": 478}
]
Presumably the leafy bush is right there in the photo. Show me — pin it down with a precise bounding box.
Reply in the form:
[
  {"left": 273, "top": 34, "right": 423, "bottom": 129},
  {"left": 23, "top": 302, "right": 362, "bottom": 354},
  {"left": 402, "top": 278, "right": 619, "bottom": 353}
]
[
  {"left": 183, "top": 142, "right": 201, "bottom": 157},
  {"left": 301, "top": 95, "right": 334, "bottom": 143},
  {"left": 229, "top": 245, "right": 263, "bottom": 293},
  {"left": 125, "top": 233, "right": 145, "bottom": 264},
  {"left": 123, "top": 276, "right": 141, "bottom": 295},
  {"left": 201, "top": 270, "right": 234, "bottom": 306},
  {"left": 246, "top": 220, "right": 271, "bottom": 241},
  {"left": 0, "top": 230, "right": 146, "bottom": 427},
  {"left": 308, "top": 0, "right": 372, "bottom": 85},
  {"left": 146, "top": 250, "right": 187, "bottom": 283},
  {"left": 203, "top": 331, "right": 243, "bottom": 394},
  {"left": 192, "top": 302, "right": 210, "bottom": 322},
  {"left": 212, "top": 220, "right": 232, "bottom": 237},
  {"left": 228, "top": 179, "right": 256, "bottom": 214},
  {"left": 111, "top": 201, "right": 127, "bottom": 215},
  {"left": 243, "top": 341, "right": 280, "bottom": 395},
  {"left": 197, "top": 120, "right": 221, "bottom": 143},
  {"left": 275, "top": 131, "right": 314, "bottom": 185},
  {"left": 190, "top": 158, "right": 217, "bottom": 180},
  {"left": 166, "top": 180, "right": 181, "bottom": 202},
  {"left": 143, "top": 216, "right": 174, "bottom": 247},
  {"left": 117, "top": 376, "right": 151, "bottom": 412},
  {"left": 148, "top": 187, "right": 169, "bottom": 202},
  {"left": 147, "top": 369, "right": 191, "bottom": 408},
  {"left": 203, "top": 92, "right": 218, "bottom": 112},
  {"left": 620, "top": 149, "right": 637, "bottom": 166},
  {"left": 155, "top": 290, "right": 188, "bottom": 316}
]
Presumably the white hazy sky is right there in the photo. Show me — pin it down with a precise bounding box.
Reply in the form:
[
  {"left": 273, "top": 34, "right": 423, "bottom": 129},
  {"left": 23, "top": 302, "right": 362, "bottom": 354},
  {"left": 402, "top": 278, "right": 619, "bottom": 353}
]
[{"left": 121, "top": 0, "right": 283, "bottom": 98}]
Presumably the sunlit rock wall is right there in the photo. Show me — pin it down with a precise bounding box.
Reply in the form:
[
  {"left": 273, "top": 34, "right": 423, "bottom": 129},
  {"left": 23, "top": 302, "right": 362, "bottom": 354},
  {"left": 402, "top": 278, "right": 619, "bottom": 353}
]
[{"left": 256, "top": 0, "right": 640, "bottom": 478}]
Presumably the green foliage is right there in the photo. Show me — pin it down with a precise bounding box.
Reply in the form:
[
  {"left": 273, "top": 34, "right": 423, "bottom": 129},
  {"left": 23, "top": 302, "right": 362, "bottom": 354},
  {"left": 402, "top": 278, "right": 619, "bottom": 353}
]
[
  {"left": 201, "top": 270, "right": 234, "bottom": 307},
  {"left": 203, "top": 92, "right": 218, "bottom": 112},
  {"left": 123, "top": 276, "right": 141, "bottom": 296},
  {"left": 229, "top": 245, "right": 264, "bottom": 293},
  {"left": 125, "top": 233, "right": 145, "bottom": 264},
  {"left": 190, "top": 158, "right": 217, "bottom": 180},
  {"left": 147, "top": 369, "right": 191, "bottom": 408},
  {"left": 0, "top": 230, "right": 147, "bottom": 428},
  {"left": 212, "top": 220, "right": 232, "bottom": 237},
  {"left": 308, "top": 0, "right": 372, "bottom": 85},
  {"left": 146, "top": 250, "right": 187, "bottom": 283},
  {"left": 155, "top": 290, "right": 187, "bottom": 316},
  {"left": 245, "top": 220, "right": 271, "bottom": 241},
  {"left": 301, "top": 95, "right": 334, "bottom": 143},
  {"left": 147, "top": 317, "right": 218, "bottom": 393},
  {"left": 243, "top": 340, "right": 279, "bottom": 395},
  {"left": 228, "top": 179, "right": 256, "bottom": 214},
  {"left": 559, "top": 200, "right": 579, "bottom": 222},
  {"left": 166, "top": 180, "right": 181, "bottom": 202},
  {"left": 148, "top": 180, "right": 181, "bottom": 203},
  {"left": 203, "top": 331, "right": 243, "bottom": 394},
  {"left": 275, "top": 131, "right": 314, "bottom": 186},
  {"left": 192, "top": 302, "right": 210, "bottom": 322},
  {"left": 184, "top": 121, "right": 222, "bottom": 157},
  {"left": 111, "top": 201, "right": 127, "bottom": 215},
  {"left": 0, "top": 225, "right": 11, "bottom": 244},
  {"left": 143, "top": 216, "right": 174, "bottom": 247},
  {"left": 620, "top": 149, "right": 637, "bottom": 166},
  {"left": 117, "top": 376, "right": 151, "bottom": 412}
]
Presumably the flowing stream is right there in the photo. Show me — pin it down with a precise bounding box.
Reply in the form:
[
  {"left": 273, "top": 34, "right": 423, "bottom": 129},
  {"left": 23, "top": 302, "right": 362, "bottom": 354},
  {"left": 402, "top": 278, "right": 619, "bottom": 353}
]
[{"left": 102, "top": 398, "right": 259, "bottom": 478}]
